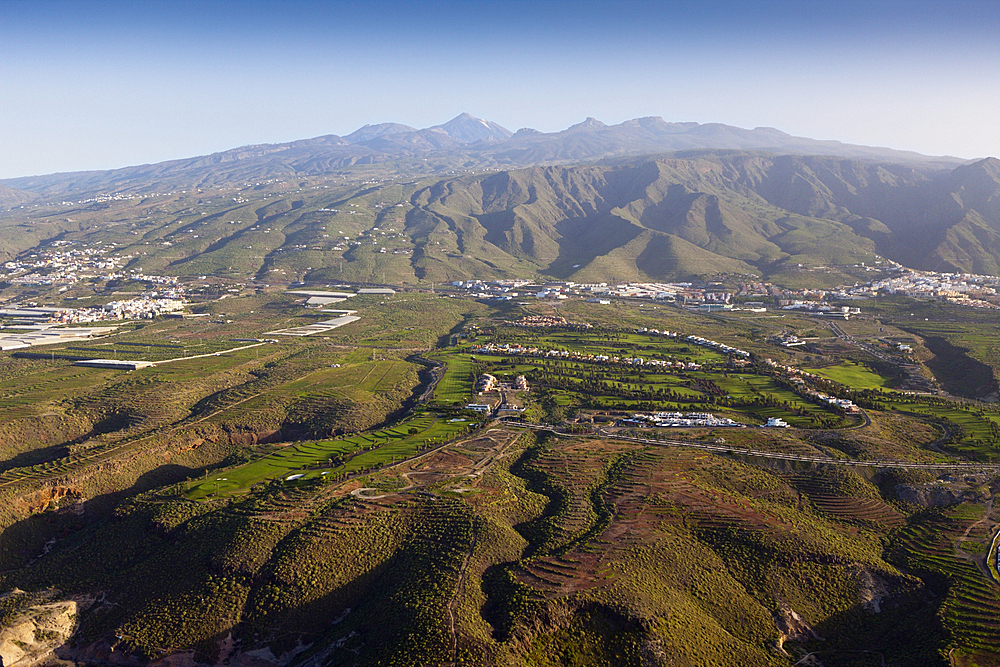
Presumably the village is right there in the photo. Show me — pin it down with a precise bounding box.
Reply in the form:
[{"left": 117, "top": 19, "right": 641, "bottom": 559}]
[
  {"left": 761, "top": 358, "right": 862, "bottom": 414},
  {"left": 0, "top": 240, "right": 178, "bottom": 288},
  {"left": 447, "top": 260, "right": 1000, "bottom": 316},
  {"left": 470, "top": 341, "right": 705, "bottom": 371},
  {"left": 0, "top": 295, "right": 187, "bottom": 325},
  {"left": 619, "top": 411, "right": 746, "bottom": 428}
]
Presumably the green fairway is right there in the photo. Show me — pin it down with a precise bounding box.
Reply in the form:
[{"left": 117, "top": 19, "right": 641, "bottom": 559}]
[
  {"left": 430, "top": 352, "right": 476, "bottom": 405},
  {"left": 429, "top": 326, "right": 860, "bottom": 427},
  {"left": 713, "top": 374, "right": 839, "bottom": 426},
  {"left": 185, "top": 411, "right": 476, "bottom": 498},
  {"left": 513, "top": 330, "right": 728, "bottom": 364},
  {"left": 882, "top": 399, "right": 1000, "bottom": 459},
  {"left": 805, "top": 361, "right": 893, "bottom": 389}
]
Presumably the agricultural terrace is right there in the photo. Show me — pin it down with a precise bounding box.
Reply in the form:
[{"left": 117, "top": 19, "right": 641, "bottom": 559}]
[
  {"left": 8, "top": 326, "right": 275, "bottom": 365},
  {"left": 185, "top": 411, "right": 477, "bottom": 498},
  {"left": 432, "top": 326, "right": 860, "bottom": 428},
  {"left": 894, "top": 504, "right": 1000, "bottom": 659}
]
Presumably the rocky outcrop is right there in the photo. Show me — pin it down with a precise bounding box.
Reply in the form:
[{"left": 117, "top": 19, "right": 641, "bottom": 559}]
[
  {"left": 16, "top": 486, "right": 84, "bottom": 515},
  {"left": 0, "top": 599, "right": 79, "bottom": 667},
  {"left": 772, "top": 602, "right": 822, "bottom": 656},
  {"left": 895, "top": 482, "right": 987, "bottom": 506},
  {"left": 851, "top": 565, "right": 892, "bottom": 614}
]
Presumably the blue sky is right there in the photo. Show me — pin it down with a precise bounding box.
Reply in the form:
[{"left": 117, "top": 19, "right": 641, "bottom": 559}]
[{"left": 1, "top": 0, "right": 998, "bottom": 178}]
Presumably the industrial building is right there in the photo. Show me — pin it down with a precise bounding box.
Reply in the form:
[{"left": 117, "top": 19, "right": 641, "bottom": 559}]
[{"left": 75, "top": 359, "right": 155, "bottom": 370}]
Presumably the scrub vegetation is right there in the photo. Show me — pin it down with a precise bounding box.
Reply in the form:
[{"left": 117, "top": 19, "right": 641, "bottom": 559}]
[{"left": 2, "top": 286, "right": 1000, "bottom": 667}]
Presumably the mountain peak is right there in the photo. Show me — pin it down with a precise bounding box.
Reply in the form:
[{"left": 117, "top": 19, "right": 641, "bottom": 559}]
[
  {"left": 566, "top": 117, "right": 607, "bottom": 132},
  {"left": 344, "top": 122, "right": 416, "bottom": 144},
  {"left": 950, "top": 156, "right": 1000, "bottom": 193},
  {"left": 430, "top": 113, "right": 513, "bottom": 143}
]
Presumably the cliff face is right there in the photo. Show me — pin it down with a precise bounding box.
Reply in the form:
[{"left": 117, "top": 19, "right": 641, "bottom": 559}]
[{"left": 0, "top": 598, "right": 79, "bottom": 667}]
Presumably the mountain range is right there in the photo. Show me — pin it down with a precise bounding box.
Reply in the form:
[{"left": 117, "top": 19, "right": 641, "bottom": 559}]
[
  {"left": 0, "top": 113, "right": 966, "bottom": 200},
  {"left": 395, "top": 153, "right": 1000, "bottom": 282},
  {"left": 1, "top": 114, "right": 999, "bottom": 282}
]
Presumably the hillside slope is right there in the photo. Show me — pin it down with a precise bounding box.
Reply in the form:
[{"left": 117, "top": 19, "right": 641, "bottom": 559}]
[
  {"left": 3, "top": 153, "right": 1000, "bottom": 282},
  {"left": 0, "top": 184, "right": 35, "bottom": 207},
  {"left": 395, "top": 154, "right": 1000, "bottom": 280}
]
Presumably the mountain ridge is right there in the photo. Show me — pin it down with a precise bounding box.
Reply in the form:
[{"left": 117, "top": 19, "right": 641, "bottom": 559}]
[
  {"left": 2, "top": 152, "right": 994, "bottom": 283},
  {"left": 3, "top": 119, "right": 1000, "bottom": 280},
  {"left": 0, "top": 114, "right": 972, "bottom": 198}
]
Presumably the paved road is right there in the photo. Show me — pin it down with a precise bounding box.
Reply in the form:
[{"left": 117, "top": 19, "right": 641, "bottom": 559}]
[{"left": 827, "top": 321, "right": 938, "bottom": 394}]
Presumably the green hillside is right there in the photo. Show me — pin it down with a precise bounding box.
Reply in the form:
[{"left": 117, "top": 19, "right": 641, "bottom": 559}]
[
  {"left": 2, "top": 288, "right": 1000, "bottom": 665},
  {"left": 3, "top": 152, "right": 1000, "bottom": 284}
]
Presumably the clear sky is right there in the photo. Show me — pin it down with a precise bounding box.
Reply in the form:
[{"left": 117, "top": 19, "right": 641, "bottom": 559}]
[{"left": 1, "top": 0, "right": 998, "bottom": 179}]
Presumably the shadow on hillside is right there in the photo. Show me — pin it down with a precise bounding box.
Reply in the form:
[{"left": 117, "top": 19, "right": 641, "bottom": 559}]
[
  {"left": 799, "top": 578, "right": 946, "bottom": 666},
  {"left": 0, "top": 462, "right": 206, "bottom": 573},
  {"left": 919, "top": 335, "right": 998, "bottom": 399},
  {"left": 0, "top": 412, "right": 131, "bottom": 475},
  {"left": 238, "top": 545, "right": 423, "bottom": 662},
  {"left": 545, "top": 214, "right": 643, "bottom": 279},
  {"left": 0, "top": 443, "right": 70, "bottom": 475}
]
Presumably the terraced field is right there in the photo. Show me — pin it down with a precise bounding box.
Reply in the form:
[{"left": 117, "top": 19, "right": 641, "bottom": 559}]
[
  {"left": 786, "top": 471, "right": 907, "bottom": 528},
  {"left": 4, "top": 289, "right": 1000, "bottom": 666},
  {"left": 472, "top": 434, "right": 958, "bottom": 664},
  {"left": 894, "top": 509, "right": 1000, "bottom": 664}
]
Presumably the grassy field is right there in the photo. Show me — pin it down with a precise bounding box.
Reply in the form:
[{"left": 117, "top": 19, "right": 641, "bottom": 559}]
[
  {"left": 504, "top": 330, "right": 729, "bottom": 364},
  {"left": 430, "top": 352, "right": 476, "bottom": 405},
  {"left": 185, "top": 411, "right": 476, "bottom": 498},
  {"left": 804, "top": 361, "right": 893, "bottom": 389},
  {"left": 882, "top": 399, "right": 1000, "bottom": 459}
]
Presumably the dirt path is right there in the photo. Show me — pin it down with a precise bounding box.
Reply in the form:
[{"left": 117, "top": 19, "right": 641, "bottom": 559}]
[
  {"left": 447, "top": 521, "right": 477, "bottom": 667},
  {"left": 349, "top": 487, "right": 387, "bottom": 500},
  {"left": 928, "top": 422, "right": 953, "bottom": 455},
  {"left": 408, "top": 354, "right": 445, "bottom": 406},
  {"left": 152, "top": 341, "right": 270, "bottom": 366},
  {"left": 955, "top": 498, "right": 996, "bottom": 580}
]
